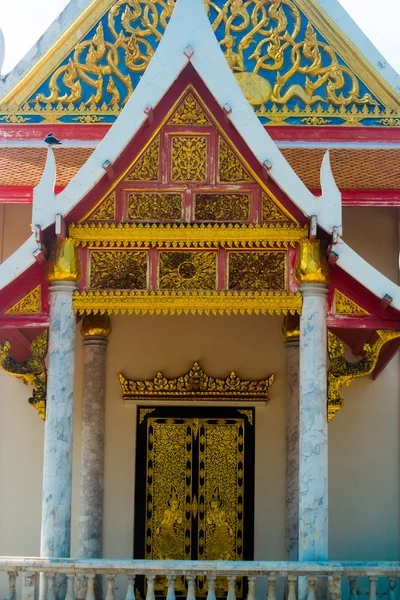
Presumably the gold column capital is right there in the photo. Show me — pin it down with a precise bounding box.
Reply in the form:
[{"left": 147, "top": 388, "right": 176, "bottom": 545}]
[
  {"left": 294, "top": 239, "right": 330, "bottom": 286},
  {"left": 282, "top": 314, "right": 300, "bottom": 341},
  {"left": 48, "top": 238, "right": 81, "bottom": 283},
  {"left": 81, "top": 313, "right": 112, "bottom": 339}
]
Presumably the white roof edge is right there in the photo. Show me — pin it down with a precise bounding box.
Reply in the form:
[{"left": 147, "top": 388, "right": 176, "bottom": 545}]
[
  {"left": 335, "top": 238, "right": 400, "bottom": 313},
  {"left": 0, "top": 0, "right": 399, "bottom": 315},
  {"left": 316, "top": 0, "right": 400, "bottom": 96},
  {"left": 0, "top": 0, "right": 92, "bottom": 98}
]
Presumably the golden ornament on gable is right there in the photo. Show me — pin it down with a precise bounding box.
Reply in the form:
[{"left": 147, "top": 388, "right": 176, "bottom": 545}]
[
  {"left": 85, "top": 192, "right": 116, "bottom": 221},
  {"left": 168, "top": 93, "right": 211, "bottom": 126},
  {"left": 127, "top": 137, "right": 160, "bottom": 182},
  {"left": 6, "top": 285, "right": 41, "bottom": 315},
  {"left": 334, "top": 290, "right": 369, "bottom": 316}
]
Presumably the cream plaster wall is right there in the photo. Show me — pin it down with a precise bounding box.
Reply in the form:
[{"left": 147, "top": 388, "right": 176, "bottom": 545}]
[
  {"left": 342, "top": 207, "right": 399, "bottom": 284},
  {"left": 0, "top": 204, "right": 32, "bottom": 262}
]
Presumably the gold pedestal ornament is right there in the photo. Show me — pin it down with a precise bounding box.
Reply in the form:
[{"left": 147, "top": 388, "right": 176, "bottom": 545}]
[
  {"left": 81, "top": 313, "right": 112, "bottom": 339},
  {"left": 282, "top": 314, "right": 300, "bottom": 340},
  {"left": 48, "top": 238, "right": 81, "bottom": 283},
  {"left": 294, "top": 239, "right": 330, "bottom": 286}
]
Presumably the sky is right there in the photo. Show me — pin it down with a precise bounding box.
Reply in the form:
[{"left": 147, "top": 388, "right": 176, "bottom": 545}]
[{"left": 0, "top": 0, "right": 399, "bottom": 76}]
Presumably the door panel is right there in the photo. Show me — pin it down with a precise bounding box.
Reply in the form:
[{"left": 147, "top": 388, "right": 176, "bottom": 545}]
[{"left": 134, "top": 407, "right": 254, "bottom": 599}]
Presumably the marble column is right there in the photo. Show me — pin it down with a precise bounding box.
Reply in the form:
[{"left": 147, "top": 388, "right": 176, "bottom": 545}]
[
  {"left": 283, "top": 315, "right": 300, "bottom": 562},
  {"left": 41, "top": 239, "right": 81, "bottom": 561},
  {"left": 79, "top": 314, "right": 111, "bottom": 559},
  {"left": 295, "top": 239, "right": 330, "bottom": 572}
]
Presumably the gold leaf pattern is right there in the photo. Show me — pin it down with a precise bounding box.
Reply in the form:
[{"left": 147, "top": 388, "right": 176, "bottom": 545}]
[
  {"left": 218, "top": 137, "right": 252, "bottom": 182},
  {"left": 334, "top": 290, "right": 369, "bottom": 316},
  {"left": 228, "top": 252, "right": 286, "bottom": 291},
  {"left": 6, "top": 285, "right": 41, "bottom": 314},
  {"left": 127, "top": 137, "right": 160, "bottom": 181},
  {"left": 90, "top": 250, "right": 148, "bottom": 289},
  {"left": 88, "top": 192, "right": 116, "bottom": 221},
  {"left": 128, "top": 192, "right": 183, "bottom": 221},
  {"left": 171, "top": 136, "right": 207, "bottom": 182},
  {"left": 262, "top": 193, "right": 291, "bottom": 223},
  {"left": 120, "top": 363, "right": 274, "bottom": 399},
  {"left": 194, "top": 193, "right": 250, "bottom": 222},
  {"left": 169, "top": 93, "right": 211, "bottom": 126},
  {"left": 159, "top": 252, "right": 217, "bottom": 291}
]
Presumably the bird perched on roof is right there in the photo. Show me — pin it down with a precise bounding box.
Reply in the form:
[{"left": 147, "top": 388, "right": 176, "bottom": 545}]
[{"left": 44, "top": 133, "right": 62, "bottom": 146}]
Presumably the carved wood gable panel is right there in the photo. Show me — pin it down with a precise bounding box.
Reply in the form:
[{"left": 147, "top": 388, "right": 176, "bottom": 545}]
[{"left": 71, "top": 88, "right": 306, "bottom": 314}]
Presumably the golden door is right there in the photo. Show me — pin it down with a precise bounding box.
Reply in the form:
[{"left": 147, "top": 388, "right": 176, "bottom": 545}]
[{"left": 134, "top": 407, "right": 255, "bottom": 599}]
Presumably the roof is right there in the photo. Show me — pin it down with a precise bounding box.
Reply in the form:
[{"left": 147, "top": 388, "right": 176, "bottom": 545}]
[
  {"left": 1, "top": 0, "right": 400, "bottom": 128},
  {"left": 0, "top": 0, "right": 399, "bottom": 320},
  {"left": 0, "top": 146, "right": 399, "bottom": 192}
]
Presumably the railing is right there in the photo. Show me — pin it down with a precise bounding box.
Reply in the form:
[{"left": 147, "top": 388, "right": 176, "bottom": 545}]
[{"left": 0, "top": 559, "right": 399, "bottom": 600}]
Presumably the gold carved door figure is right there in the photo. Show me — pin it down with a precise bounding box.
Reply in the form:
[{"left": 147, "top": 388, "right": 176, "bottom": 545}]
[{"left": 134, "top": 407, "right": 255, "bottom": 599}]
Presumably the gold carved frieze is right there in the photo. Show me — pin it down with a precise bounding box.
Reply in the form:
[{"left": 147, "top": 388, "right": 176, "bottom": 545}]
[
  {"left": 334, "top": 290, "right": 369, "bottom": 316},
  {"left": 0, "top": 331, "right": 48, "bottom": 420},
  {"left": 127, "top": 192, "right": 183, "bottom": 222},
  {"left": 84, "top": 192, "right": 116, "bottom": 222},
  {"left": 73, "top": 289, "right": 302, "bottom": 316},
  {"left": 127, "top": 137, "right": 160, "bottom": 182},
  {"left": 194, "top": 193, "right": 250, "bottom": 222},
  {"left": 89, "top": 249, "right": 148, "bottom": 290},
  {"left": 262, "top": 193, "right": 293, "bottom": 224},
  {"left": 171, "top": 135, "right": 208, "bottom": 183},
  {"left": 228, "top": 251, "right": 286, "bottom": 292},
  {"left": 119, "top": 362, "right": 275, "bottom": 400},
  {"left": 159, "top": 251, "right": 217, "bottom": 291},
  {"left": 168, "top": 93, "right": 211, "bottom": 126},
  {"left": 69, "top": 223, "right": 308, "bottom": 249},
  {"left": 218, "top": 137, "right": 252, "bottom": 183},
  {"left": 6, "top": 285, "right": 41, "bottom": 315},
  {"left": 328, "top": 329, "right": 400, "bottom": 421}
]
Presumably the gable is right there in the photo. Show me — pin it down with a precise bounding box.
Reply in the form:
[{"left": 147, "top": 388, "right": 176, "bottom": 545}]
[{"left": 1, "top": 0, "right": 399, "bottom": 128}]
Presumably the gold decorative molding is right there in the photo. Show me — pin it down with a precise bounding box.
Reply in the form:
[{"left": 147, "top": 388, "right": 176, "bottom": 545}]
[
  {"left": 81, "top": 313, "right": 112, "bottom": 338},
  {"left": 218, "top": 137, "right": 252, "bottom": 182},
  {"left": 282, "top": 314, "right": 300, "bottom": 340},
  {"left": 237, "top": 409, "right": 254, "bottom": 425},
  {"left": 294, "top": 239, "right": 330, "bottom": 286},
  {"left": 84, "top": 192, "right": 116, "bottom": 222},
  {"left": 127, "top": 137, "right": 160, "bottom": 182},
  {"left": 73, "top": 290, "right": 302, "bottom": 316},
  {"left": 0, "top": 331, "right": 48, "bottom": 419},
  {"left": 120, "top": 362, "right": 274, "bottom": 401},
  {"left": 69, "top": 223, "right": 308, "bottom": 248},
  {"left": 48, "top": 238, "right": 81, "bottom": 283},
  {"left": 168, "top": 93, "right": 211, "bottom": 126},
  {"left": 6, "top": 285, "right": 41, "bottom": 315},
  {"left": 328, "top": 330, "right": 400, "bottom": 421},
  {"left": 139, "top": 407, "right": 156, "bottom": 424},
  {"left": 334, "top": 290, "right": 369, "bottom": 316}
]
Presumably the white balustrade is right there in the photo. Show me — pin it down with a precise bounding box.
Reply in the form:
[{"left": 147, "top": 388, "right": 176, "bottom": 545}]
[{"left": 0, "top": 559, "right": 398, "bottom": 600}]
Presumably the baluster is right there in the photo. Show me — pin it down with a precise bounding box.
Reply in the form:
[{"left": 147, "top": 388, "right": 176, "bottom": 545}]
[
  {"left": 146, "top": 575, "right": 156, "bottom": 600},
  {"left": 22, "top": 573, "right": 36, "bottom": 600},
  {"left": 166, "top": 576, "right": 175, "bottom": 600},
  {"left": 85, "top": 575, "right": 96, "bottom": 600},
  {"left": 287, "top": 576, "right": 297, "bottom": 600},
  {"left": 207, "top": 575, "right": 216, "bottom": 600},
  {"left": 368, "top": 577, "right": 377, "bottom": 600},
  {"left": 266, "top": 577, "right": 275, "bottom": 600},
  {"left": 39, "top": 574, "right": 48, "bottom": 600},
  {"left": 7, "top": 572, "right": 17, "bottom": 600},
  {"left": 105, "top": 575, "right": 116, "bottom": 600},
  {"left": 389, "top": 578, "right": 397, "bottom": 600},
  {"left": 328, "top": 575, "right": 342, "bottom": 600},
  {"left": 186, "top": 575, "right": 196, "bottom": 600},
  {"left": 307, "top": 578, "right": 317, "bottom": 600},
  {"left": 47, "top": 574, "right": 55, "bottom": 600},
  {"left": 65, "top": 575, "right": 75, "bottom": 600},
  {"left": 227, "top": 576, "right": 236, "bottom": 600},
  {"left": 126, "top": 576, "right": 136, "bottom": 600},
  {"left": 349, "top": 577, "right": 357, "bottom": 600}
]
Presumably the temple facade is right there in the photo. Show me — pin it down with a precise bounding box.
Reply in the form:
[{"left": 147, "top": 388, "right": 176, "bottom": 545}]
[{"left": 0, "top": 0, "right": 399, "bottom": 599}]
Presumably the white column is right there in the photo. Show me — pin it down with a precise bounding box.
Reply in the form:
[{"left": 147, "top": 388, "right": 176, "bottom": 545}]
[
  {"left": 283, "top": 316, "right": 300, "bottom": 562},
  {"left": 295, "top": 240, "right": 329, "bottom": 574},
  {"left": 79, "top": 315, "right": 111, "bottom": 559},
  {"left": 298, "top": 283, "right": 328, "bottom": 562},
  {"left": 41, "top": 281, "right": 77, "bottom": 558},
  {"left": 41, "top": 239, "right": 80, "bottom": 562}
]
